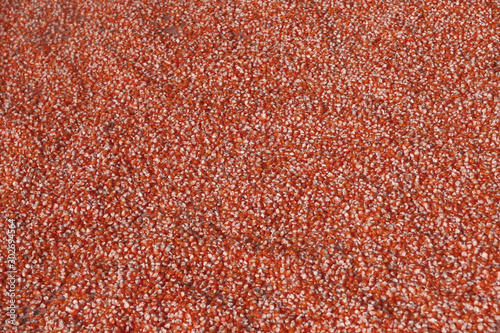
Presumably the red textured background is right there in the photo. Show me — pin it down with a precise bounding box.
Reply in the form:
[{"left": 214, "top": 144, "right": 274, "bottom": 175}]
[{"left": 1, "top": 0, "right": 499, "bottom": 332}]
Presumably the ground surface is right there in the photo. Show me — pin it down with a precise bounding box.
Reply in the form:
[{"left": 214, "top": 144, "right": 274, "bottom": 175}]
[{"left": 1, "top": 0, "right": 500, "bottom": 332}]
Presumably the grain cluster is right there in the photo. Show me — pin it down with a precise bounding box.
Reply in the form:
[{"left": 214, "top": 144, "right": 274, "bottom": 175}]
[{"left": 1, "top": 0, "right": 499, "bottom": 332}]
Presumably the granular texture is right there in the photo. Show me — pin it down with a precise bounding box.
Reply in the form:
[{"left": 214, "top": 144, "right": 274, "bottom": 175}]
[{"left": 1, "top": 0, "right": 499, "bottom": 332}]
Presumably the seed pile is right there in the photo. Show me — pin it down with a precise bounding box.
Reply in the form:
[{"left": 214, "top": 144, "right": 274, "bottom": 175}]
[{"left": 1, "top": 0, "right": 499, "bottom": 332}]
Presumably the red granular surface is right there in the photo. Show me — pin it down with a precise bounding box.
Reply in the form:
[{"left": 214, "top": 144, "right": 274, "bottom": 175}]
[{"left": 1, "top": 0, "right": 499, "bottom": 332}]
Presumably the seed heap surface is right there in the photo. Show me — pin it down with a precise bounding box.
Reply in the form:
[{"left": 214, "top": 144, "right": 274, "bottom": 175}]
[{"left": 1, "top": 0, "right": 499, "bottom": 332}]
